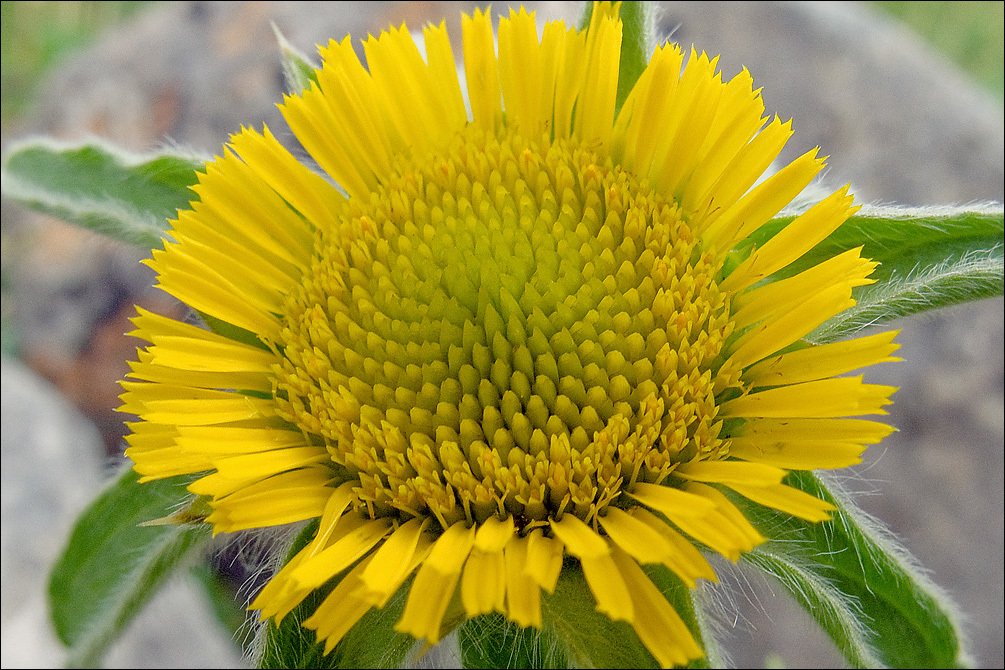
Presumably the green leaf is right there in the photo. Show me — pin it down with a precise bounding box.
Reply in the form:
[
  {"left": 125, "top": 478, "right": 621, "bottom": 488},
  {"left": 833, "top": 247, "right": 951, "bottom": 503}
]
[
  {"left": 540, "top": 561, "right": 659, "bottom": 669},
  {"left": 0, "top": 136, "right": 205, "bottom": 248},
  {"left": 272, "top": 22, "right": 320, "bottom": 95},
  {"left": 750, "top": 203, "right": 1004, "bottom": 342},
  {"left": 740, "top": 544, "right": 883, "bottom": 668},
  {"left": 739, "top": 471, "right": 972, "bottom": 668},
  {"left": 257, "top": 521, "right": 419, "bottom": 669},
  {"left": 810, "top": 205, "right": 1003, "bottom": 342},
  {"left": 48, "top": 466, "right": 211, "bottom": 668},
  {"left": 549, "top": 561, "right": 662, "bottom": 668},
  {"left": 455, "top": 559, "right": 718, "bottom": 669},
  {"left": 459, "top": 612, "right": 570, "bottom": 669}
]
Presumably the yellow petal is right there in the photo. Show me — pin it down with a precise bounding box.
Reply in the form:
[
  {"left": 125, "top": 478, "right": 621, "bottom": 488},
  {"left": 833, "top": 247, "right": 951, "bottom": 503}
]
[
  {"left": 174, "top": 425, "right": 307, "bottom": 455},
  {"left": 722, "top": 377, "right": 897, "bottom": 418},
  {"left": 505, "top": 533, "right": 542, "bottom": 628},
  {"left": 581, "top": 551, "right": 634, "bottom": 622},
  {"left": 675, "top": 460, "right": 786, "bottom": 485},
  {"left": 702, "top": 148, "right": 825, "bottom": 253},
  {"left": 358, "top": 517, "right": 431, "bottom": 607},
  {"left": 461, "top": 548, "right": 507, "bottom": 616},
  {"left": 396, "top": 567, "right": 462, "bottom": 645},
  {"left": 629, "top": 508, "right": 717, "bottom": 587},
  {"left": 728, "top": 482, "right": 835, "bottom": 522},
  {"left": 524, "top": 528, "right": 564, "bottom": 593},
  {"left": 549, "top": 513, "right": 609, "bottom": 560},
  {"left": 303, "top": 556, "right": 375, "bottom": 654},
  {"left": 208, "top": 446, "right": 329, "bottom": 490},
  {"left": 181, "top": 149, "right": 314, "bottom": 268},
  {"left": 727, "top": 282, "right": 858, "bottom": 371},
  {"left": 733, "top": 417, "right": 896, "bottom": 444},
  {"left": 612, "top": 43, "right": 684, "bottom": 176},
  {"left": 205, "top": 471, "right": 333, "bottom": 533},
  {"left": 288, "top": 518, "right": 392, "bottom": 591},
  {"left": 228, "top": 126, "right": 344, "bottom": 232},
  {"left": 599, "top": 506, "right": 675, "bottom": 565},
  {"left": 627, "top": 482, "right": 717, "bottom": 518},
  {"left": 728, "top": 437, "right": 868, "bottom": 470},
  {"left": 550, "top": 23, "right": 588, "bottom": 138},
  {"left": 422, "top": 22, "right": 467, "bottom": 131},
  {"left": 731, "top": 248, "right": 877, "bottom": 330},
  {"left": 683, "top": 482, "right": 765, "bottom": 549},
  {"left": 498, "top": 8, "right": 548, "bottom": 134},
  {"left": 363, "top": 24, "right": 466, "bottom": 155},
  {"left": 127, "top": 356, "right": 272, "bottom": 393},
  {"left": 609, "top": 547, "right": 704, "bottom": 668},
  {"left": 630, "top": 483, "right": 758, "bottom": 561},
  {"left": 396, "top": 522, "right": 476, "bottom": 643},
  {"left": 575, "top": 9, "right": 620, "bottom": 144},
  {"left": 744, "top": 330, "right": 901, "bottom": 388},
  {"left": 720, "top": 185, "right": 859, "bottom": 294},
  {"left": 728, "top": 418, "right": 894, "bottom": 469},
  {"left": 462, "top": 8, "right": 502, "bottom": 130},
  {"left": 149, "top": 250, "right": 283, "bottom": 339},
  {"left": 122, "top": 385, "right": 276, "bottom": 426},
  {"left": 680, "top": 67, "right": 770, "bottom": 216},
  {"left": 655, "top": 50, "right": 724, "bottom": 198},
  {"left": 474, "top": 515, "right": 515, "bottom": 552}
]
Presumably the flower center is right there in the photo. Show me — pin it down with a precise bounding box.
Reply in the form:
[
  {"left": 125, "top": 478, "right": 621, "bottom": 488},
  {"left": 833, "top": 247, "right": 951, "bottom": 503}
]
[{"left": 275, "top": 125, "right": 738, "bottom": 531}]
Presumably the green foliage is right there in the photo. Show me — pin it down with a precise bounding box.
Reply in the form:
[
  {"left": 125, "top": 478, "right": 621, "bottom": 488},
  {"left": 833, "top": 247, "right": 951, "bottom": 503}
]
[
  {"left": 738, "top": 472, "right": 972, "bottom": 668},
  {"left": 811, "top": 205, "right": 1003, "bottom": 342},
  {"left": 538, "top": 562, "right": 660, "bottom": 669},
  {"left": 1, "top": 137, "right": 205, "bottom": 248},
  {"left": 0, "top": 1, "right": 155, "bottom": 126},
  {"left": 459, "top": 613, "right": 564, "bottom": 669},
  {"left": 869, "top": 1, "right": 1004, "bottom": 103},
  {"left": 257, "top": 522, "right": 419, "bottom": 669},
  {"left": 748, "top": 203, "right": 1004, "bottom": 342},
  {"left": 272, "top": 23, "right": 321, "bottom": 96},
  {"left": 48, "top": 466, "right": 209, "bottom": 668}
]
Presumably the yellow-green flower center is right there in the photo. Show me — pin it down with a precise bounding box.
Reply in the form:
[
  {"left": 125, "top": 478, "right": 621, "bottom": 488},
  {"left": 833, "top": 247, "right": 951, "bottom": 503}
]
[{"left": 275, "top": 125, "right": 740, "bottom": 531}]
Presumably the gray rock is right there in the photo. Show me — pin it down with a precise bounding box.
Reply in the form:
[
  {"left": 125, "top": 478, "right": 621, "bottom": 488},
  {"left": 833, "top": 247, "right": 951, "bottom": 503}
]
[
  {"left": 0, "top": 355, "right": 245, "bottom": 668},
  {"left": 1, "top": 354, "right": 105, "bottom": 667}
]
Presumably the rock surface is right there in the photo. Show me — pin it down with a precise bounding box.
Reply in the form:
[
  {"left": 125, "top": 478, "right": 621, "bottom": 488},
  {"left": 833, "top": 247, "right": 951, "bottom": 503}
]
[{"left": 1, "top": 2, "right": 1001, "bottom": 668}]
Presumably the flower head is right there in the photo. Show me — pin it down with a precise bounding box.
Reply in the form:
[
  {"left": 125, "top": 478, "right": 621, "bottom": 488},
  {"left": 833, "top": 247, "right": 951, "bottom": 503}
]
[{"left": 120, "top": 3, "right": 898, "bottom": 666}]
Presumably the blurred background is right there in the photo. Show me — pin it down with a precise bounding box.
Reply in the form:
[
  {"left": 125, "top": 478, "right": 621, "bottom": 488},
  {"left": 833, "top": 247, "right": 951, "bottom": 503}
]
[{"left": 1, "top": 1, "right": 1002, "bottom": 668}]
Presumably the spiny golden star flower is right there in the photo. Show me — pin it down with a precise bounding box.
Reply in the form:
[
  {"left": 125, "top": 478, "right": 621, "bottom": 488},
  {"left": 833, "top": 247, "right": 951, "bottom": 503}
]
[{"left": 119, "top": 4, "right": 899, "bottom": 667}]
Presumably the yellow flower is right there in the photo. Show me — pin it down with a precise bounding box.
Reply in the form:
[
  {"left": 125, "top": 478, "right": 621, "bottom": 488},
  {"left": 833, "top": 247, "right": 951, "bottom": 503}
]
[{"left": 120, "top": 4, "right": 899, "bottom": 666}]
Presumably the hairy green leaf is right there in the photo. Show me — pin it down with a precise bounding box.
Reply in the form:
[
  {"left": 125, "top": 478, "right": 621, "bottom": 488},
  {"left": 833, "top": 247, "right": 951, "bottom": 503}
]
[
  {"left": 738, "top": 471, "right": 972, "bottom": 668},
  {"left": 256, "top": 521, "right": 419, "bottom": 669},
  {"left": 459, "top": 612, "right": 569, "bottom": 669},
  {"left": 1, "top": 137, "right": 205, "bottom": 248},
  {"left": 741, "top": 546, "right": 883, "bottom": 668},
  {"left": 813, "top": 243, "right": 1002, "bottom": 343},
  {"left": 540, "top": 562, "right": 659, "bottom": 669},
  {"left": 48, "top": 466, "right": 210, "bottom": 668},
  {"left": 749, "top": 203, "right": 1004, "bottom": 341},
  {"left": 455, "top": 558, "right": 717, "bottom": 669},
  {"left": 272, "top": 22, "right": 320, "bottom": 95},
  {"left": 479, "top": 560, "right": 711, "bottom": 670}
]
